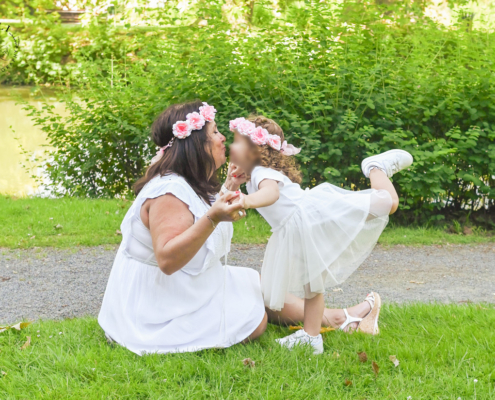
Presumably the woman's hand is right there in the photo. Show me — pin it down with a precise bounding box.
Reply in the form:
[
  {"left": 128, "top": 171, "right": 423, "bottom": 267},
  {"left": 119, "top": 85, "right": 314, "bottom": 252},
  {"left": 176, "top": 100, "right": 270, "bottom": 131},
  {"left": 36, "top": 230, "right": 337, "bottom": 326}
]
[
  {"left": 208, "top": 191, "right": 246, "bottom": 223},
  {"left": 224, "top": 163, "right": 248, "bottom": 191}
]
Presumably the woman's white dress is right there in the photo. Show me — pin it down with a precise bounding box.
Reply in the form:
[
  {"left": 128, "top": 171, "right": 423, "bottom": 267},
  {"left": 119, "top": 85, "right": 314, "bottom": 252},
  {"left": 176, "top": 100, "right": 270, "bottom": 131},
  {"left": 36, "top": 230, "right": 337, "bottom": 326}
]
[
  {"left": 246, "top": 166, "right": 392, "bottom": 311},
  {"left": 98, "top": 174, "right": 265, "bottom": 356}
]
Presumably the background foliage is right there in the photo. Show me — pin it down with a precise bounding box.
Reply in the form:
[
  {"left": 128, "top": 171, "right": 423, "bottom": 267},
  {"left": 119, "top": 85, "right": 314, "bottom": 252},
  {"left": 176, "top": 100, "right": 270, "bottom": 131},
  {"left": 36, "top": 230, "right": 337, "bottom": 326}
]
[{"left": 4, "top": 0, "right": 495, "bottom": 225}]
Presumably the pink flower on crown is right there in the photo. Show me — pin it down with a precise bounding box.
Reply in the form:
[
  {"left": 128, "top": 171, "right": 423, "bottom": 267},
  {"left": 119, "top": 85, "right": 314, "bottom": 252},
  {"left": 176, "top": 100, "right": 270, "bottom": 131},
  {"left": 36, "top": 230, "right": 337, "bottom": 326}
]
[
  {"left": 280, "top": 140, "right": 301, "bottom": 156},
  {"left": 199, "top": 102, "right": 217, "bottom": 122},
  {"left": 250, "top": 126, "right": 269, "bottom": 145},
  {"left": 229, "top": 117, "right": 246, "bottom": 132},
  {"left": 267, "top": 134, "right": 282, "bottom": 151},
  {"left": 236, "top": 119, "right": 256, "bottom": 136},
  {"left": 186, "top": 112, "right": 206, "bottom": 130},
  {"left": 173, "top": 121, "right": 192, "bottom": 139}
]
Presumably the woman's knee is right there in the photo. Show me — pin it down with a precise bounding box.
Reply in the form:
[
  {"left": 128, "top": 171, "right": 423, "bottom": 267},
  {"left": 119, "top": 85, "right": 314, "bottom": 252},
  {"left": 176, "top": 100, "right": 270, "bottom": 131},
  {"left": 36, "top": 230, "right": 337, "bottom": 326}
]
[{"left": 245, "top": 312, "right": 268, "bottom": 342}]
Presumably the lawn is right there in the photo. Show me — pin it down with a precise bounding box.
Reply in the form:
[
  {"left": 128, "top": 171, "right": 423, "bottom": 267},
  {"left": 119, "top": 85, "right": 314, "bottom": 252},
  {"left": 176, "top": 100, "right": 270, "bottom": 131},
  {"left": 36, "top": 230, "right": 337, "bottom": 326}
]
[
  {"left": 1, "top": 197, "right": 494, "bottom": 398},
  {"left": 1, "top": 196, "right": 493, "bottom": 249},
  {"left": 0, "top": 304, "right": 493, "bottom": 399}
]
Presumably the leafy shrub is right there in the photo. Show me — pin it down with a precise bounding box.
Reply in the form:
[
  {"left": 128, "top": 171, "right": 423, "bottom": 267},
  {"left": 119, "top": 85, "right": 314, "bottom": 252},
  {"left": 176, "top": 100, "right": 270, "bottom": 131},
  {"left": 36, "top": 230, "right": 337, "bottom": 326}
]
[
  {"left": 25, "top": 73, "right": 159, "bottom": 197},
  {"left": 24, "top": 1, "right": 495, "bottom": 224}
]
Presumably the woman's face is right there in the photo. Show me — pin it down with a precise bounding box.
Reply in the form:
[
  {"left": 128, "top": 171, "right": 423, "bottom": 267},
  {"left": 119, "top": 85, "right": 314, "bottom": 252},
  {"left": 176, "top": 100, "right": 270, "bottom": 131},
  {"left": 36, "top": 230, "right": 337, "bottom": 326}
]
[{"left": 207, "top": 122, "right": 227, "bottom": 170}]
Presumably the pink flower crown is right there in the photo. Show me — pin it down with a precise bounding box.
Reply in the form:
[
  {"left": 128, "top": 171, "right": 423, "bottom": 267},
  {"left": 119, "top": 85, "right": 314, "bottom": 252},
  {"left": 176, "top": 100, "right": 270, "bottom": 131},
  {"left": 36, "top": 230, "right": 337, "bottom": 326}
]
[
  {"left": 172, "top": 102, "right": 217, "bottom": 139},
  {"left": 229, "top": 117, "right": 301, "bottom": 156},
  {"left": 151, "top": 102, "right": 217, "bottom": 165}
]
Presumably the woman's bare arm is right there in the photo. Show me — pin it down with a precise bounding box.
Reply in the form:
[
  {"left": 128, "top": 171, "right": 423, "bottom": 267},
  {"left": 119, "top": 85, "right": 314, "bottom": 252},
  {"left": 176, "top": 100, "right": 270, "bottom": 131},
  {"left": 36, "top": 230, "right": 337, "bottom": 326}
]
[{"left": 141, "top": 191, "right": 243, "bottom": 275}]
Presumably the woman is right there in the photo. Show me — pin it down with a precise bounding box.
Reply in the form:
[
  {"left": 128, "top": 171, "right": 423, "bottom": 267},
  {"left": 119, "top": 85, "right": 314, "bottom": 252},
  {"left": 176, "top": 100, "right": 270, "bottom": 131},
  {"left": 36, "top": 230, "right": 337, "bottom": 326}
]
[{"left": 98, "top": 100, "right": 379, "bottom": 356}]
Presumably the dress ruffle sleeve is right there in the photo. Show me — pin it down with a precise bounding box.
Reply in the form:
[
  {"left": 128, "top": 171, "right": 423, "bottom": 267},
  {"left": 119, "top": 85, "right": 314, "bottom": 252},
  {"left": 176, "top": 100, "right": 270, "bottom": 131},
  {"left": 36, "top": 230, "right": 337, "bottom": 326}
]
[
  {"left": 250, "top": 167, "right": 286, "bottom": 190},
  {"left": 120, "top": 174, "right": 229, "bottom": 276}
]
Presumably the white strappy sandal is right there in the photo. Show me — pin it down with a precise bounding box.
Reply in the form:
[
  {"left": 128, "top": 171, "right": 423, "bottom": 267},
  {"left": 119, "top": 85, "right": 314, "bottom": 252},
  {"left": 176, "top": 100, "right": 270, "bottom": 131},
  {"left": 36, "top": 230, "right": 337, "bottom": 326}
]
[{"left": 339, "top": 292, "right": 381, "bottom": 335}]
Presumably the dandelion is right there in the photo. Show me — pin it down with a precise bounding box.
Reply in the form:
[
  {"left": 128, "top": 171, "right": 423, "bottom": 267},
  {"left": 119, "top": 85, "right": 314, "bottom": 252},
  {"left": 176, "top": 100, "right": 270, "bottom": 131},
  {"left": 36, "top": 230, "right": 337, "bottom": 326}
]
[
  {"left": 474, "top": 379, "right": 478, "bottom": 383},
  {"left": 59, "top": 332, "right": 62, "bottom": 335},
  {"left": 407, "top": 397, "right": 412, "bottom": 400}
]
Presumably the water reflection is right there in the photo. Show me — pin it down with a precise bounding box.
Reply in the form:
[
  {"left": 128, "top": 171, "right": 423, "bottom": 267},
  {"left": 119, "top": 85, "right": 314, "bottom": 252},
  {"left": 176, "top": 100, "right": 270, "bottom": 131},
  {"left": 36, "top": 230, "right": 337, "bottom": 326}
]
[{"left": 0, "top": 86, "right": 65, "bottom": 196}]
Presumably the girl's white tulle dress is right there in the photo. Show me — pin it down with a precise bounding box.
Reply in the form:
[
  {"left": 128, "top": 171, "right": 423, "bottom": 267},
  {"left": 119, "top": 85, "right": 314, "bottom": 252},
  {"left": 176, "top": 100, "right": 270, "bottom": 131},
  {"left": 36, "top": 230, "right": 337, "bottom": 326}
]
[
  {"left": 98, "top": 174, "right": 265, "bottom": 356},
  {"left": 246, "top": 166, "right": 392, "bottom": 311}
]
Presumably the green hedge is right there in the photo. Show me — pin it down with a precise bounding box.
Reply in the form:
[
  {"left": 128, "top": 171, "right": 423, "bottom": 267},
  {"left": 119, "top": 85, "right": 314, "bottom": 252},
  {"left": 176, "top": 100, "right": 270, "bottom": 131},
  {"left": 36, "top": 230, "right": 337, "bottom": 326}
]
[{"left": 24, "top": 1, "right": 495, "bottom": 224}]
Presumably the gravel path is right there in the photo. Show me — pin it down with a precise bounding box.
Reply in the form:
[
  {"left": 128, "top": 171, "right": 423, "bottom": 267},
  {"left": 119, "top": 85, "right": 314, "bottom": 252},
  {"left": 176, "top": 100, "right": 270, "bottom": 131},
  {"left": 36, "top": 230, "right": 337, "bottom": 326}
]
[{"left": 1, "top": 244, "right": 494, "bottom": 324}]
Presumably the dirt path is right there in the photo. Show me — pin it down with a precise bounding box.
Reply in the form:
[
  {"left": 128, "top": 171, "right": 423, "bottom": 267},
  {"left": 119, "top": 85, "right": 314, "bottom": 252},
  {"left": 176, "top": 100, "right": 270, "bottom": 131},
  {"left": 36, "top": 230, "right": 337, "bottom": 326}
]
[{"left": 1, "top": 244, "right": 494, "bottom": 324}]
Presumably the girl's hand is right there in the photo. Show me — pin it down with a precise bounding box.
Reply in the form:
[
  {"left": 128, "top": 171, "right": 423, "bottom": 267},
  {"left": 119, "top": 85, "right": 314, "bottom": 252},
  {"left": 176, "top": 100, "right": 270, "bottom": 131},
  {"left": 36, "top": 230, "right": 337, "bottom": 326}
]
[
  {"left": 225, "top": 163, "right": 247, "bottom": 191},
  {"left": 238, "top": 193, "right": 250, "bottom": 210},
  {"left": 208, "top": 191, "right": 246, "bottom": 223}
]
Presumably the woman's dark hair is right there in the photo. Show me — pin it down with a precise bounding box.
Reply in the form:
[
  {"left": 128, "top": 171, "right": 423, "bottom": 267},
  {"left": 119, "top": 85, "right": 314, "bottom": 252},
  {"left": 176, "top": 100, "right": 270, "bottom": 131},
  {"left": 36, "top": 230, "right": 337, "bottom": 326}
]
[{"left": 134, "top": 100, "right": 220, "bottom": 203}]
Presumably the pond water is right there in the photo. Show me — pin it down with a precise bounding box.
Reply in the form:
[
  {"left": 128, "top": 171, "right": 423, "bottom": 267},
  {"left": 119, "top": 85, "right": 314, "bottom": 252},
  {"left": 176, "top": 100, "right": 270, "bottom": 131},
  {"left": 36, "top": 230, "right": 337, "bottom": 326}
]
[{"left": 0, "top": 86, "right": 66, "bottom": 196}]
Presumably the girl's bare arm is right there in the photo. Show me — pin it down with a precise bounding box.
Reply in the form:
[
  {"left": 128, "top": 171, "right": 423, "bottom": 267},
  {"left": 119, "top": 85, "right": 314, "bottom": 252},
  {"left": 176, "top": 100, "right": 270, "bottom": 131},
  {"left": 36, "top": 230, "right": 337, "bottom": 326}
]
[{"left": 240, "top": 179, "right": 280, "bottom": 209}]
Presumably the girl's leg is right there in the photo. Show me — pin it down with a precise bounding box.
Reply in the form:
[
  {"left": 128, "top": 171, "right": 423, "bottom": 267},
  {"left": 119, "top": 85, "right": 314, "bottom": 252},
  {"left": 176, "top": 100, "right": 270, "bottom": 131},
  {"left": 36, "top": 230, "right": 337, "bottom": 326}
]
[
  {"left": 369, "top": 168, "right": 399, "bottom": 214},
  {"left": 304, "top": 294, "right": 325, "bottom": 336},
  {"left": 266, "top": 293, "right": 371, "bottom": 332}
]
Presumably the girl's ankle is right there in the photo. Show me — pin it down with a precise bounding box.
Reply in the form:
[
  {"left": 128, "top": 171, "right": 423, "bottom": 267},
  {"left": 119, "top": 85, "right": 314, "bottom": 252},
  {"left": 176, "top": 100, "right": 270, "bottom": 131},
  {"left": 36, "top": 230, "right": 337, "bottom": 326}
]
[{"left": 303, "top": 328, "right": 321, "bottom": 337}]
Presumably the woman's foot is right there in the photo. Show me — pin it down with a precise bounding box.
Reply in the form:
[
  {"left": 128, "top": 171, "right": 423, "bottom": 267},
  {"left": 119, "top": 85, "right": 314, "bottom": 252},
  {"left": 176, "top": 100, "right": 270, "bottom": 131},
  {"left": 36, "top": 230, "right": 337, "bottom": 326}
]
[
  {"left": 357, "top": 292, "right": 381, "bottom": 335},
  {"left": 322, "top": 300, "right": 369, "bottom": 332},
  {"left": 361, "top": 149, "right": 413, "bottom": 178},
  {"left": 323, "top": 293, "right": 381, "bottom": 334},
  {"left": 338, "top": 292, "right": 381, "bottom": 335},
  {"left": 276, "top": 329, "right": 324, "bottom": 355}
]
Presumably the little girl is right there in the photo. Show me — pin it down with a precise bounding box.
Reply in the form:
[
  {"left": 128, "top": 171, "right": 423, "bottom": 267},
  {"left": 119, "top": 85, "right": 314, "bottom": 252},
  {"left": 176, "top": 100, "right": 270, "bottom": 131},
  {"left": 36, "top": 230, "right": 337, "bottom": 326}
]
[{"left": 228, "top": 115, "right": 413, "bottom": 354}]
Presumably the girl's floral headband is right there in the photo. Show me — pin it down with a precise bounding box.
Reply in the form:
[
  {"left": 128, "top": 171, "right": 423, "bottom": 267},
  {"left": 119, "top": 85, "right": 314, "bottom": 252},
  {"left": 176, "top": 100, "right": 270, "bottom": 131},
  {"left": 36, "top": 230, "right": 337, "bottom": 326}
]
[
  {"left": 229, "top": 117, "right": 301, "bottom": 156},
  {"left": 151, "top": 102, "right": 217, "bottom": 165}
]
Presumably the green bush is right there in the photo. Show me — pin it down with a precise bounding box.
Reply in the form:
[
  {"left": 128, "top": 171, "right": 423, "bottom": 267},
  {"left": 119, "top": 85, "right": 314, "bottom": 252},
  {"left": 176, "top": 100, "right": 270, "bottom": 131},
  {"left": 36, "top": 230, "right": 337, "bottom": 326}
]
[
  {"left": 24, "top": 1, "right": 495, "bottom": 224},
  {"left": 1, "top": 21, "right": 143, "bottom": 86}
]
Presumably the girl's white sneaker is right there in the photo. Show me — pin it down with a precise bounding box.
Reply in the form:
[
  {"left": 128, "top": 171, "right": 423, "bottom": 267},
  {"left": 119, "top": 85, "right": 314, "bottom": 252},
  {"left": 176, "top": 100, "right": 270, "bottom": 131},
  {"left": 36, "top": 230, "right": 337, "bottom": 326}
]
[
  {"left": 361, "top": 149, "right": 413, "bottom": 178},
  {"left": 275, "top": 329, "right": 324, "bottom": 355}
]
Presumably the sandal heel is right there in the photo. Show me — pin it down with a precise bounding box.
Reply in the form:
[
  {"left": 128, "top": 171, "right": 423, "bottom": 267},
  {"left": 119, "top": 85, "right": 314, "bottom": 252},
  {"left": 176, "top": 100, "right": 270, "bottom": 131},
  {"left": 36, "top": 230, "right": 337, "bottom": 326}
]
[{"left": 357, "top": 292, "right": 381, "bottom": 335}]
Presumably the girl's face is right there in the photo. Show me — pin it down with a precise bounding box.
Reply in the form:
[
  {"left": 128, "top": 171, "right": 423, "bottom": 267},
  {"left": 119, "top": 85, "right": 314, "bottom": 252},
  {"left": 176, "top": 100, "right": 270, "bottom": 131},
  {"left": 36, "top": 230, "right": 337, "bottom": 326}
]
[
  {"left": 207, "top": 122, "right": 227, "bottom": 170},
  {"left": 229, "top": 131, "right": 259, "bottom": 173}
]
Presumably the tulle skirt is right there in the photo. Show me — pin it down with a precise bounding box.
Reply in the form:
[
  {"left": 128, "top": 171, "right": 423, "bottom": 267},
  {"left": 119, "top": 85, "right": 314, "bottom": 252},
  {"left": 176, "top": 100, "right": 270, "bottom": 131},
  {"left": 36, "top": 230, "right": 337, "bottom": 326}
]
[{"left": 261, "top": 183, "right": 393, "bottom": 311}]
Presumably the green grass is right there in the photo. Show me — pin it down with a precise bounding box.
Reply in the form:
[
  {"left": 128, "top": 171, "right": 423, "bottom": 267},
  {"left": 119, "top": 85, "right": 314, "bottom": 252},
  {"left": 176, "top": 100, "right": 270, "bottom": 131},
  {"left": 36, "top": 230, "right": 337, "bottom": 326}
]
[
  {"left": 0, "top": 304, "right": 494, "bottom": 399},
  {"left": 0, "top": 196, "right": 131, "bottom": 248},
  {"left": 1, "top": 196, "right": 493, "bottom": 249}
]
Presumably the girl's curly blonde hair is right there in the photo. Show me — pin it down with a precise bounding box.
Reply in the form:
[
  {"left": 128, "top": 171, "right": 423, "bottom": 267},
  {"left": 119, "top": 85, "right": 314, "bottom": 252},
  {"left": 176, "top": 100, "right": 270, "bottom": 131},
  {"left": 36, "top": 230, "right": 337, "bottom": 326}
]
[{"left": 248, "top": 115, "right": 302, "bottom": 184}]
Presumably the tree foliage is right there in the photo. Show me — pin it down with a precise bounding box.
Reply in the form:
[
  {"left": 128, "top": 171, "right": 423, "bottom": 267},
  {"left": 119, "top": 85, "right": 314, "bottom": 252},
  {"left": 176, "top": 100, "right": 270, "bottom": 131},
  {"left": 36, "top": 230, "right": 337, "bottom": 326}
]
[{"left": 19, "top": 0, "right": 495, "bottom": 224}]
